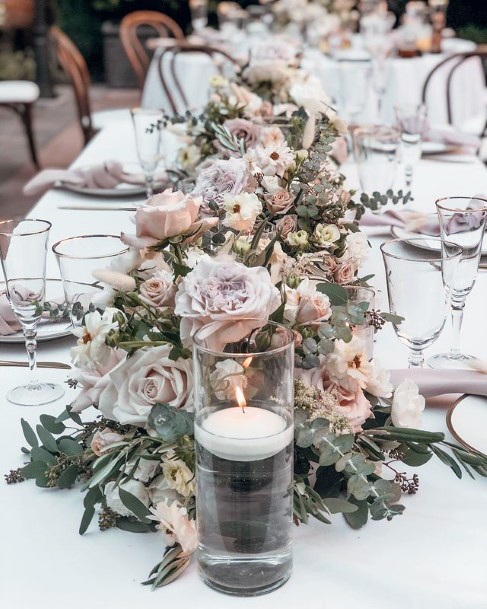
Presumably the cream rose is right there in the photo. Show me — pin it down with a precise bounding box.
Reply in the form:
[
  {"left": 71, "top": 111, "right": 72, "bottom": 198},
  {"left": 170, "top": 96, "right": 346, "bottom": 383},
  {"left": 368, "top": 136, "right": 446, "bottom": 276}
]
[
  {"left": 139, "top": 270, "right": 176, "bottom": 308},
  {"left": 121, "top": 190, "right": 201, "bottom": 249},
  {"left": 98, "top": 344, "right": 193, "bottom": 427},
  {"left": 162, "top": 451, "right": 195, "bottom": 498},
  {"left": 105, "top": 479, "right": 150, "bottom": 517},
  {"left": 174, "top": 256, "right": 281, "bottom": 351}
]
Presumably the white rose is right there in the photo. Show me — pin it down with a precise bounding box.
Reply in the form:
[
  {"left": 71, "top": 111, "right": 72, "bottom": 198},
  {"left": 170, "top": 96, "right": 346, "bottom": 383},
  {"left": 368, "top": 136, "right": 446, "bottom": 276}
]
[
  {"left": 223, "top": 192, "right": 262, "bottom": 232},
  {"left": 366, "top": 364, "right": 393, "bottom": 398},
  {"left": 104, "top": 479, "right": 150, "bottom": 517},
  {"left": 391, "top": 379, "right": 425, "bottom": 428},
  {"left": 151, "top": 499, "right": 197, "bottom": 554},
  {"left": 148, "top": 475, "right": 179, "bottom": 505},
  {"left": 131, "top": 458, "right": 160, "bottom": 482},
  {"left": 98, "top": 344, "right": 193, "bottom": 427},
  {"left": 162, "top": 451, "right": 195, "bottom": 498}
]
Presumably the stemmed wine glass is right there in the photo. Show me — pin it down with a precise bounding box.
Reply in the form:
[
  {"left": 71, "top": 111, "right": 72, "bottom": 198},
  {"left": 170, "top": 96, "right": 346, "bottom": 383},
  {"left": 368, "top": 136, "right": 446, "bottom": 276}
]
[
  {"left": 394, "top": 103, "right": 428, "bottom": 190},
  {"left": 130, "top": 107, "right": 163, "bottom": 198},
  {"left": 381, "top": 237, "right": 462, "bottom": 368},
  {"left": 428, "top": 196, "right": 487, "bottom": 369},
  {"left": 0, "top": 219, "right": 64, "bottom": 405}
]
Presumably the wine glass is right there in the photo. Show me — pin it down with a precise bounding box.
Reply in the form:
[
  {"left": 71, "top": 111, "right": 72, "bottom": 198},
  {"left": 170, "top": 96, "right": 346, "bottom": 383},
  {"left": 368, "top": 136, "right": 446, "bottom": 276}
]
[
  {"left": 381, "top": 237, "right": 462, "bottom": 368},
  {"left": 428, "top": 196, "right": 487, "bottom": 369},
  {"left": 189, "top": 0, "right": 208, "bottom": 33},
  {"left": 130, "top": 107, "right": 163, "bottom": 198},
  {"left": 52, "top": 235, "right": 130, "bottom": 327},
  {"left": 0, "top": 219, "right": 64, "bottom": 405},
  {"left": 394, "top": 103, "right": 428, "bottom": 190}
]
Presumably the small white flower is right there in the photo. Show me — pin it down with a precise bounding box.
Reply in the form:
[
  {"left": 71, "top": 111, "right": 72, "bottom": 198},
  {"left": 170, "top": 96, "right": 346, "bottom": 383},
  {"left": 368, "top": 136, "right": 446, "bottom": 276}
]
[
  {"left": 104, "top": 479, "right": 150, "bottom": 517},
  {"left": 366, "top": 364, "right": 393, "bottom": 398},
  {"left": 177, "top": 144, "right": 201, "bottom": 172},
  {"left": 344, "top": 232, "right": 370, "bottom": 266},
  {"left": 162, "top": 451, "right": 195, "bottom": 498},
  {"left": 71, "top": 308, "right": 120, "bottom": 369},
  {"left": 223, "top": 192, "right": 262, "bottom": 232},
  {"left": 233, "top": 236, "right": 252, "bottom": 256},
  {"left": 209, "top": 74, "right": 229, "bottom": 88},
  {"left": 247, "top": 143, "right": 295, "bottom": 176},
  {"left": 391, "top": 379, "right": 425, "bottom": 428},
  {"left": 326, "top": 336, "right": 373, "bottom": 393},
  {"left": 313, "top": 223, "right": 341, "bottom": 248},
  {"left": 286, "top": 230, "right": 309, "bottom": 248}
]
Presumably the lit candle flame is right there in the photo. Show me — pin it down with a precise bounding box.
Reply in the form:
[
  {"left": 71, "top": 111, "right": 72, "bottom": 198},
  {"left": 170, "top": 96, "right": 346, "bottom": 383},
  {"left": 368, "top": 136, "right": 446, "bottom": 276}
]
[
  {"left": 242, "top": 356, "right": 252, "bottom": 369},
  {"left": 235, "top": 386, "right": 246, "bottom": 413}
]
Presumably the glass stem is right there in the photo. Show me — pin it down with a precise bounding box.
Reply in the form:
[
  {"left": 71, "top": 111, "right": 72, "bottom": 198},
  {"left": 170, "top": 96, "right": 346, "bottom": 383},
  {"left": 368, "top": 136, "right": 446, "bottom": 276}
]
[
  {"left": 404, "top": 165, "right": 413, "bottom": 188},
  {"left": 23, "top": 324, "right": 40, "bottom": 389},
  {"left": 450, "top": 304, "right": 464, "bottom": 360},
  {"left": 145, "top": 173, "right": 154, "bottom": 199},
  {"left": 408, "top": 349, "right": 424, "bottom": 368}
]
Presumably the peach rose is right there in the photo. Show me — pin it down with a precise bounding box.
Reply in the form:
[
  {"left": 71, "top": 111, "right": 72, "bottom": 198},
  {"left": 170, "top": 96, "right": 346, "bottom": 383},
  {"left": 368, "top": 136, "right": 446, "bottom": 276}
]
[
  {"left": 121, "top": 190, "right": 201, "bottom": 249},
  {"left": 139, "top": 270, "right": 176, "bottom": 308},
  {"left": 296, "top": 293, "right": 332, "bottom": 325},
  {"left": 334, "top": 260, "right": 356, "bottom": 284},
  {"left": 265, "top": 189, "right": 294, "bottom": 215},
  {"left": 276, "top": 215, "right": 297, "bottom": 238}
]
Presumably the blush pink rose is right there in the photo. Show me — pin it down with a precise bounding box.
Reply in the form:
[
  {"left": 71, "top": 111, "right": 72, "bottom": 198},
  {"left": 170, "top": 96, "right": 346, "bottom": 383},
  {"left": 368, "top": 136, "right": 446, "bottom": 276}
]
[
  {"left": 265, "top": 189, "right": 294, "bottom": 215},
  {"left": 139, "top": 270, "right": 176, "bottom": 308},
  {"left": 334, "top": 261, "right": 357, "bottom": 284},
  {"left": 328, "top": 382, "right": 373, "bottom": 433},
  {"left": 224, "top": 118, "right": 262, "bottom": 148},
  {"left": 276, "top": 215, "right": 297, "bottom": 238},
  {"left": 121, "top": 190, "right": 201, "bottom": 249},
  {"left": 296, "top": 293, "right": 332, "bottom": 325},
  {"left": 91, "top": 428, "right": 125, "bottom": 456}
]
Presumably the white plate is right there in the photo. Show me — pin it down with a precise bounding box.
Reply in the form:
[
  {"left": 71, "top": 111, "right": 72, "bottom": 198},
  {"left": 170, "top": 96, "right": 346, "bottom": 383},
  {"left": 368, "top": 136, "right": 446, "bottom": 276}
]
[
  {"left": 447, "top": 395, "right": 487, "bottom": 457},
  {"left": 390, "top": 226, "right": 487, "bottom": 257},
  {"left": 0, "top": 279, "right": 73, "bottom": 344},
  {"left": 421, "top": 141, "right": 458, "bottom": 156},
  {"left": 58, "top": 182, "right": 148, "bottom": 198}
]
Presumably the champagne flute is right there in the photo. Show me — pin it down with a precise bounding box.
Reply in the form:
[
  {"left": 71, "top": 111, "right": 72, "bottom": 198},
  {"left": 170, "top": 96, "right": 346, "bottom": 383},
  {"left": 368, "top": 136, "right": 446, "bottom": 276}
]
[
  {"left": 429, "top": 196, "right": 487, "bottom": 369},
  {"left": 394, "top": 103, "right": 428, "bottom": 190},
  {"left": 130, "top": 107, "right": 163, "bottom": 198},
  {"left": 381, "top": 237, "right": 462, "bottom": 368},
  {"left": 0, "top": 219, "right": 64, "bottom": 405}
]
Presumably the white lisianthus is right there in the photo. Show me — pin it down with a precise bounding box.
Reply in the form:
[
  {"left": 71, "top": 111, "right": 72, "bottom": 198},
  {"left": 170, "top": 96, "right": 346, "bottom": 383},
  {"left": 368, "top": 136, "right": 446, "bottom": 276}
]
[
  {"left": 286, "top": 230, "right": 309, "bottom": 248},
  {"left": 162, "top": 451, "right": 195, "bottom": 498},
  {"left": 151, "top": 499, "right": 197, "bottom": 554},
  {"left": 344, "top": 232, "right": 370, "bottom": 265},
  {"left": 177, "top": 145, "right": 201, "bottom": 172},
  {"left": 71, "top": 308, "right": 120, "bottom": 369},
  {"left": 104, "top": 479, "right": 150, "bottom": 517},
  {"left": 223, "top": 192, "right": 262, "bottom": 232},
  {"left": 313, "top": 223, "right": 341, "bottom": 248},
  {"left": 326, "top": 336, "right": 373, "bottom": 393},
  {"left": 391, "top": 379, "right": 425, "bottom": 428},
  {"left": 366, "top": 364, "right": 393, "bottom": 398}
]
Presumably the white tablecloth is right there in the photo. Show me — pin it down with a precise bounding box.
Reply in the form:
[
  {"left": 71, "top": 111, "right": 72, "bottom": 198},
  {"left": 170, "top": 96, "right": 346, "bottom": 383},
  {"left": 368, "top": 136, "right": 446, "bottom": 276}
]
[
  {"left": 142, "top": 39, "right": 485, "bottom": 129},
  {"left": 1, "top": 122, "right": 486, "bottom": 609}
]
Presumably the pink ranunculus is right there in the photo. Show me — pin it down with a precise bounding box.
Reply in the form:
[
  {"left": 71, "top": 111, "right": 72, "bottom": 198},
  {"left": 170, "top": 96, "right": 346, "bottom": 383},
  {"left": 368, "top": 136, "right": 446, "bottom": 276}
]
[
  {"left": 224, "top": 118, "right": 262, "bottom": 148},
  {"left": 121, "top": 190, "right": 201, "bottom": 249},
  {"left": 174, "top": 256, "right": 281, "bottom": 351},
  {"left": 265, "top": 189, "right": 294, "bottom": 215}
]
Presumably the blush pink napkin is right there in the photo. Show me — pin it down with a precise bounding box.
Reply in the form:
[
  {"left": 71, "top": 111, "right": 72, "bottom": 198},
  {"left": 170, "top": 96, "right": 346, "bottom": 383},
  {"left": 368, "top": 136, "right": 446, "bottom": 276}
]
[
  {"left": 23, "top": 160, "right": 167, "bottom": 197},
  {"left": 359, "top": 209, "right": 440, "bottom": 235},
  {"left": 425, "top": 128, "right": 481, "bottom": 153},
  {"left": 390, "top": 368, "right": 487, "bottom": 398},
  {"left": 0, "top": 294, "right": 21, "bottom": 335}
]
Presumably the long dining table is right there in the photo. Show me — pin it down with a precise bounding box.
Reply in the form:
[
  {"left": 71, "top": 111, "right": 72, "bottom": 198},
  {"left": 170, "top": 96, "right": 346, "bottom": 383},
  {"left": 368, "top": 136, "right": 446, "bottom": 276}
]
[{"left": 0, "top": 121, "right": 486, "bottom": 609}]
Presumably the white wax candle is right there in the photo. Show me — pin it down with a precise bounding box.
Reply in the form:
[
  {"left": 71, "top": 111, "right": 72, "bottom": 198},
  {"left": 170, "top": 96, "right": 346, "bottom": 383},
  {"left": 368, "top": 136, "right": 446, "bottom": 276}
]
[{"left": 195, "top": 406, "right": 293, "bottom": 462}]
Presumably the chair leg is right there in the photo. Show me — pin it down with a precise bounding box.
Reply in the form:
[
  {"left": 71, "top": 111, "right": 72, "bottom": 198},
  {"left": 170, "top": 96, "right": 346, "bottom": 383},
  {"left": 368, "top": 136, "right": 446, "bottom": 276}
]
[{"left": 20, "top": 103, "right": 40, "bottom": 169}]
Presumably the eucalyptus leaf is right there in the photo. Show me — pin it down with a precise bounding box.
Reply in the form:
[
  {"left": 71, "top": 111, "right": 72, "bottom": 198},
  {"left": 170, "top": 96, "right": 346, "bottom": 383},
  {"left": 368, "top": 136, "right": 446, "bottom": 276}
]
[
  {"left": 21, "top": 419, "right": 38, "bottom": 448},
  {"left": 79, "top": 504, "right": 95, "bottom": 535},
  {"left": 147, "top": 403, "right": 194, "bottom": 442},
  {"left": 119, "top": 488, "right": 153, "bottom": 523},
  {"left": 57, "top": 464, "right": 79, "bottom": 489},
  {"left": 40, "top": 414, "right": 66, "bottom": 435},
  {"left": 343, "top": 497, "right": 369, "bottom": 529},
  {"left": 322, "top": 498, "right": 358, "bottom": 514},
  {"left": 21, "top": 460, "right": 48, "bottom": 479},
  {"left": 31, "top": 446, "right": 56, "bottom": 465},
  {"left": 36, "top": 425, "right": 58, "bottom": 453},
  {"left": 58, "top": 437, "right": 84, "bottom": 456},
  {"left": 316, "top": 283, "right": 348, "bottom": 306}
]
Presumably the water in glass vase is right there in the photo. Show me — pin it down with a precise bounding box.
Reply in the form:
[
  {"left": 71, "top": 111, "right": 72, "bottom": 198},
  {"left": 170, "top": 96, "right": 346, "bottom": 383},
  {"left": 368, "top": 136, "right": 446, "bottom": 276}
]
[{"left": 196, "top": 438, "right": 293, "bottom": 596}]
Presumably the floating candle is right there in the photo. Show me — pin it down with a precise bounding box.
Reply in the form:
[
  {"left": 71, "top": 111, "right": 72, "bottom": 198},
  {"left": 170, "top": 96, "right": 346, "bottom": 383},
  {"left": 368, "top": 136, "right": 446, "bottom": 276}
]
[{"left": 195, "top": 406, "right": 293, "bottom": 462}]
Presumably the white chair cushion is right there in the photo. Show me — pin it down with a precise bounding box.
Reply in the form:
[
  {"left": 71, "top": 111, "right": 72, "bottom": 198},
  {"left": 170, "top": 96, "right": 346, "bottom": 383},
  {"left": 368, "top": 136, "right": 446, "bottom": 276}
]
[
  {"left": 92, "top": 108, "right": 132, "bottom": 131},
  {"left": 0, "top": 80, "right": 40, "bottom": 104}
]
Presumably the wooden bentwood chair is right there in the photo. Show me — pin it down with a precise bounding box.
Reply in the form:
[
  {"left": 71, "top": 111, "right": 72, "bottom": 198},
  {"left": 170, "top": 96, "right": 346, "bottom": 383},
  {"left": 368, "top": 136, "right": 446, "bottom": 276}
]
[{"left": 119, "top": 10, "right": 185, "bottom": 91}]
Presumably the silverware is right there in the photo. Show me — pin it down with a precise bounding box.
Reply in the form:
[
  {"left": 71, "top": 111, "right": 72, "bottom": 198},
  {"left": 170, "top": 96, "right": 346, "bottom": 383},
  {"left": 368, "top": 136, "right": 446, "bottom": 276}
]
[
  {"left": 0, "top": 360, "right": 71, "bottom": 370},
  {"left": 57, "top": 205, "right": 137, "bottom": 211}
]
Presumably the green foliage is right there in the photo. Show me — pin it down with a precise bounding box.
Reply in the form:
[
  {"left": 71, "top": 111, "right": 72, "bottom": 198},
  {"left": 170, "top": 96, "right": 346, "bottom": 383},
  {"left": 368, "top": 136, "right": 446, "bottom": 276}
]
[{"left": 147, "top": 404, "right": 194, "bottom": 442}]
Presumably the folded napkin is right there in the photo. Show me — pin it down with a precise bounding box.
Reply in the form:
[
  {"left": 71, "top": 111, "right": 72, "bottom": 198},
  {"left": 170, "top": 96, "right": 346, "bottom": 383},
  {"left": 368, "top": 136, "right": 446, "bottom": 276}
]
[
  {"left": 23, "top": 161, "right": 167, "bottom": 197},
  {"left": 424, "top": 128, "right": 481, "bottom": 153},
  {"left": 359, "top": 209, "right": 440, "bottom": 235},
  {"left": 0, "top": 294, "right": 21, "bottom": 335},
  {"left": 390, "top": 368, "right": 487, "bottom": 398}
]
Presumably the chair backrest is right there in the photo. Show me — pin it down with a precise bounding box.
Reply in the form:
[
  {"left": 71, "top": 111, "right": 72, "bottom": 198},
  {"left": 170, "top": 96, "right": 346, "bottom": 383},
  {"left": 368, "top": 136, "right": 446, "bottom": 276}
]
[
  {"left": 50, "top": 25, "right": 94, "bottom": 145},
  {"left": 120, "top": 10, "right": 185, "bottom": 90},
  {"left": 421, "top": 45, "right": 487, "bottom": 135},
  {"left": 157, "top": 42, "right": 241, "bottom": 115}
]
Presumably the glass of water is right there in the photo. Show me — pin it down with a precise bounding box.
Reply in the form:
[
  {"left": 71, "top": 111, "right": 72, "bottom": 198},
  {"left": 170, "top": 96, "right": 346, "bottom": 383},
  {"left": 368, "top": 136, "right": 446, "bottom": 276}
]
[
  {"left": 190, "top": 0, "right": 208, "bottom": 33},
  {"left": 353, "top": 125, "right": 401, "bottom": 203},
  {"left": 395, "top": 103, "right": 428, "bottom": 190},
  {"left": 429, "top": 196, "right": 487, "bottom": 369},
  {"left": 130, "top": 107, "right": 163, "bottom": 198}
]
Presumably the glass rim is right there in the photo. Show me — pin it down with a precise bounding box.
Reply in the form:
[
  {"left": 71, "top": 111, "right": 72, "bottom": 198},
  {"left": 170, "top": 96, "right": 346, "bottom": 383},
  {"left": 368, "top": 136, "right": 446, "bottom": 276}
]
[
  {"left": 0, "top": 218, "right": 51, "bottom": 237},
  {"left": 435, "top": 196, "right": 487, "bottom": 214},
  {"left": 380, "top": 237, "right": 463, "bottom": 262},
  {"left": 52, "top": 234, "right": 130, "bottom": 260},
  {"left": 193, "top": 320, "right": 294, "bottom": 358}
]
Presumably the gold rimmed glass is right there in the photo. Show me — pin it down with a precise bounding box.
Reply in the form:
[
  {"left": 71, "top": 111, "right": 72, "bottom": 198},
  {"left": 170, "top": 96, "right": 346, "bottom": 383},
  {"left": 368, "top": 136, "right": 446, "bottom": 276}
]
[
  {"left": 381, "top": 237, "right": 462, "bottom": 368},
  {"left": 52, "top": 235, "right": 131, "bottom": 326},
  {"left": 0, "top": 218, "right": 65, "bottom": 406},
  {"left": 429, "top": 196, "right": 487, "bottom": 369}
]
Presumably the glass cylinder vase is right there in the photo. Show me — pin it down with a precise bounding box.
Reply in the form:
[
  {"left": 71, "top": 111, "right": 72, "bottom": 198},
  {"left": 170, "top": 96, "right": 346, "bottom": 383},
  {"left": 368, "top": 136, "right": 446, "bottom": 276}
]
[{"left": 193, "top": 321, "right": 295, "bottom": 596}]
